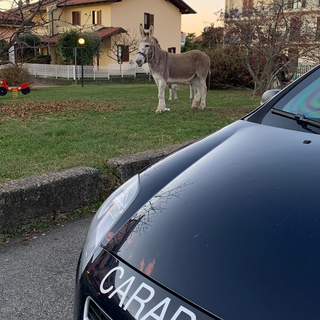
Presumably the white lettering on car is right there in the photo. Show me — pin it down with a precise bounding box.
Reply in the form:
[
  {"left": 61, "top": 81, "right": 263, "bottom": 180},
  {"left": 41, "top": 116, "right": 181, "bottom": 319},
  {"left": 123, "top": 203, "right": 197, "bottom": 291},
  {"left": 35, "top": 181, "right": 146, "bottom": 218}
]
[
  {"left": 140, "top": 297, "right": 171, "bottom": 320},
  {"left": 171, "top": 306, "right": 197, "bottom": 320},
  {"left": 123, "top": 283, "right": 155, "bottom": 319},
  {"left": 100, "top": 266, "right": 197, "bottom": 320},
  {"left": 100, "top": 266, "right": 124, "bottom": 294},
  {"left": 108, "top": 276, "right": 136, "bottom": 307}
]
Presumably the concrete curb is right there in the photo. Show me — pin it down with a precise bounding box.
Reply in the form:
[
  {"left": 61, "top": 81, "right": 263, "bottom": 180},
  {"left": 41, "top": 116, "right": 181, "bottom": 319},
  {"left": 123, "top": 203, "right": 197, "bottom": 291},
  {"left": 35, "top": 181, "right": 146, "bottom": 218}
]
[{"left": 0, "top": 143, "right": 189, "bottom": 234}]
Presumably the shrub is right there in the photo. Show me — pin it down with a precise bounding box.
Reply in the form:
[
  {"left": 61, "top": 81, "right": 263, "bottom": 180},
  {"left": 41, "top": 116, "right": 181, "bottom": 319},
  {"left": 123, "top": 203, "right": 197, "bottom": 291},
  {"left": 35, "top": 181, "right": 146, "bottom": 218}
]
[
  {"left": 206, "top": 46, "right": 253, "bottom": 89},
  {"left": 0, "top": 64, "right": 33, "bottom": 87},
  {"left": 26, "top": 54, "right": 51, "bottom": 64},
  {"left": 57, "top": 30, "right": 100, "bottom": 65},
  {"left": 16, "top": 33, "right": 41, "bottom": 61}
]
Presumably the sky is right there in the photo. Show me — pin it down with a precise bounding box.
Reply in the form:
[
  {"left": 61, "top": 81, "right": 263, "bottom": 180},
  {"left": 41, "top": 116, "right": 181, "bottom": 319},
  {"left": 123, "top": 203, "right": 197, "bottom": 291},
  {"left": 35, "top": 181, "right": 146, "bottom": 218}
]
[{"left": 181, "top": 0, "right": 225, "bottom": 36}]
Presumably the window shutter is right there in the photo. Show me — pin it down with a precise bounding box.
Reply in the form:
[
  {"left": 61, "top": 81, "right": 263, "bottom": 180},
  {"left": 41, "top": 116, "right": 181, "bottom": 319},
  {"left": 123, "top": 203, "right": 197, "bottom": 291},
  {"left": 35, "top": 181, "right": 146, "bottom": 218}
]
[
  {"left": 123, "top": 45, "right": 129, "bottom": 62},
  {"left": 92, "top": 10, "right": 95, "bottom": 24},
  {"left": 97, "top": 10, "right": 101, "bottom": 24},
  {"left": 144, "top": 13, "right": 149, "bottom": 29},
  {"left": 72, "top": 12, "right": 81, "bottom": 25},
  {"left": 149, "top": 14, "right": 154, "bottom": 28},
  {"left": 144, "top": 13, "right": 154, "bottom": 29}
]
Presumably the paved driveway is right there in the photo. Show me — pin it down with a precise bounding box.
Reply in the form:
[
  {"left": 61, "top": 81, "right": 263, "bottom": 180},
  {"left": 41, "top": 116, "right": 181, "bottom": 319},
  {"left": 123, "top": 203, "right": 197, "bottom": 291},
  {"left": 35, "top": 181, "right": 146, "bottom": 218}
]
[{"left": 0, "top": 214, "right": 93, "bottom": 320}]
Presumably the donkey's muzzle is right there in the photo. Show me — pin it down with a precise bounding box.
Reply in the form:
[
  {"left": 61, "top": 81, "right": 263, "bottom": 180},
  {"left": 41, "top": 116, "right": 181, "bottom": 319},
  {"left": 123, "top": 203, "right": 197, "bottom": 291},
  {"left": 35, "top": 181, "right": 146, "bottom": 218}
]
[
  {"left": 136, "top": 52, "right": 146, "bottom": 67},
  {"left": 136, "top": 59, "right": 144, "bottom": 67}
]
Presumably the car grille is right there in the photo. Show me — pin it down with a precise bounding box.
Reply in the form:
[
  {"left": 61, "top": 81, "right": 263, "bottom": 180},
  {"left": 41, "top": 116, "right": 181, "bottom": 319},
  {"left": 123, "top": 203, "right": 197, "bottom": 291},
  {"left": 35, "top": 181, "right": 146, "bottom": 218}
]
[{"left": 85, "top": 297, "right": 112, "bottom": 320}]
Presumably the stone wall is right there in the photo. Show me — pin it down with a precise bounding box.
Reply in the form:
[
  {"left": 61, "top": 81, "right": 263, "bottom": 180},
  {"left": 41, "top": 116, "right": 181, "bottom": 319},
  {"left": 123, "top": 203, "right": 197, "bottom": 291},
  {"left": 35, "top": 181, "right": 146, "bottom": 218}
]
[{"left": 0, "top": 143, "right": 188, "bottom": 234}]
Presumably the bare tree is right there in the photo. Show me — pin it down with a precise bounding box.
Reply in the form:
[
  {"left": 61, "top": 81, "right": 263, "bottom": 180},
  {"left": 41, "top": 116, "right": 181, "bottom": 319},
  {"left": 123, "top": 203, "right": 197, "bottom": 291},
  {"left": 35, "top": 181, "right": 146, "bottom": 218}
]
[
  {"left": 223, "top": 0, "right": 320, "bottom": 93},
  {"left": 0, "top": 0, "right": 65, "bottom": 63},
  {"left": 106, "top": 30, "right": 138, "bottom": 64}
]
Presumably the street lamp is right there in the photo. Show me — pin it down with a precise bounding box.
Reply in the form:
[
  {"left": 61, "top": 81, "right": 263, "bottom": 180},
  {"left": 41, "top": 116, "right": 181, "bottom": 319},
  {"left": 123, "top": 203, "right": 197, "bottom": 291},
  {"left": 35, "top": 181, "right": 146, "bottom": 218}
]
[{"left": 78, "top": 37, "right": 85, "bottom": 87}]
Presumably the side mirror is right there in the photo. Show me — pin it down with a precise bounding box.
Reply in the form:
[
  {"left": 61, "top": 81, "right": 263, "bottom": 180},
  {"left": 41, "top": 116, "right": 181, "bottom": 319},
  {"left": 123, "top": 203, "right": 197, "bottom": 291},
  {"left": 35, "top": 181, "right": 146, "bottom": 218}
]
[{"left": 261, "top": 89, "right": 281, "bottom": 104}]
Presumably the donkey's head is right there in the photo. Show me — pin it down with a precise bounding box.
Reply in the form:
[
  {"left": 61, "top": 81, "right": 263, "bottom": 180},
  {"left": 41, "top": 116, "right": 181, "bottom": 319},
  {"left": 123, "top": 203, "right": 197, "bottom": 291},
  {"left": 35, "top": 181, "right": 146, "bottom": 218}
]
[{"left": 135, "top": 24, "right": 155, "bottom": 67}]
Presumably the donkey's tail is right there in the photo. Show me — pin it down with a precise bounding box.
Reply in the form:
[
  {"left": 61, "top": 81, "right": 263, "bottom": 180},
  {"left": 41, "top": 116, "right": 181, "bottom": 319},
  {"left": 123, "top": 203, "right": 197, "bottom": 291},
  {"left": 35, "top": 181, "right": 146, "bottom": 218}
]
[{"left": 206, "top": 69, "right": 211, "bottom": 91}]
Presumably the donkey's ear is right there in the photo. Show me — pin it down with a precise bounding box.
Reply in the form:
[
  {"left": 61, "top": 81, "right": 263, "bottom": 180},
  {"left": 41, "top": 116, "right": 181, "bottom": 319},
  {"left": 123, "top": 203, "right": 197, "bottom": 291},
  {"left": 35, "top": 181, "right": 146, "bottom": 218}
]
[
  {"left": 149, "top": 24, "right": 154, "bottom": 37},
  {"left": 139, "top": 24, "right": 144, "bottom": 37}
]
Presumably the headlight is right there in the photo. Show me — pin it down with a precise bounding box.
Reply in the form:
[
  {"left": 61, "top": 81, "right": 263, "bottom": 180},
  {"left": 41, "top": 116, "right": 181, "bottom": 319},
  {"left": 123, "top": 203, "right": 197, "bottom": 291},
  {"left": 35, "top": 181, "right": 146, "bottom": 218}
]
[{"left": 79, "top": 174, "right": 140, "bottom": 274}]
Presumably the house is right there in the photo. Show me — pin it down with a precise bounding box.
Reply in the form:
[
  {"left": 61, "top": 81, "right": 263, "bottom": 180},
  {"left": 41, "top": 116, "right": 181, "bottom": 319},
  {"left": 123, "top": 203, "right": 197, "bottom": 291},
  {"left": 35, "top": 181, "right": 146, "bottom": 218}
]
[
  {"left": 0, "top": 9, "right": 34, "bottom": 48},
  {"left": 224, "top": 0, "right": 320, "bottom": 67},
  {"left": 1, "top": 0, "right": 196, "bottom": 66}
]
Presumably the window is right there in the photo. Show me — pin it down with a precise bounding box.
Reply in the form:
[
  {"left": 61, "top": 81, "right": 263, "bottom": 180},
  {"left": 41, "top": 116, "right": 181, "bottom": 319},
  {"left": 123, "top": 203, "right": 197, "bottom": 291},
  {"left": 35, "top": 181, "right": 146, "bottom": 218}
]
[
  {"left": 72, "top": 11, "right": 81, "bottom": 25},
  {"left": 243, "top": 0, "right": 253, "bottom": 9},
  {"left": 168, "top": 47, "right": 176, "bottom": 53},
  {"left": 289, "top": 17, "right": 302, "bottom": 41},
  {"left": 117, "top": 45, "right": 130, "bottom": 62},
  {"left": 92, "top": 10, "right": 101, "bottom": 25},
  {"left": 288, "top": 47, "right": 299, "bottom": 67},
  {"left": 144, "top": 13, "right": 154, "bottom": 29},
  {"left": 288, "top": 0, "right": 306, "bottom": 8}
]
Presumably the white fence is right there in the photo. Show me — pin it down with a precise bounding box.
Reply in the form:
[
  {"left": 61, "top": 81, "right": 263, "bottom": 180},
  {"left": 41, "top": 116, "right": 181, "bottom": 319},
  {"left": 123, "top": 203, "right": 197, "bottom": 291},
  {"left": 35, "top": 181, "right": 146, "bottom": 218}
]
[{"left": 22, "top": 63, "right": 150, "bottom": 80}]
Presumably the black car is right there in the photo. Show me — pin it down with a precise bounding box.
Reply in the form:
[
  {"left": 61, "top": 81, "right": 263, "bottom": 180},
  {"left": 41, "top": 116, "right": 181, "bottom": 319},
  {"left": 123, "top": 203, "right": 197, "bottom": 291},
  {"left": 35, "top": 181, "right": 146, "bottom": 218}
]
[{"left": 74, "top": 66, "right": 320, "bottom": 320}]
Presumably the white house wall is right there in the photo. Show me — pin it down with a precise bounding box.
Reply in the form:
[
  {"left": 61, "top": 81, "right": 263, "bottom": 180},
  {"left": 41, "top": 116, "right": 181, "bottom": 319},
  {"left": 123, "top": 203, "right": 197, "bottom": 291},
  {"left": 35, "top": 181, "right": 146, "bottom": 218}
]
[{"left": 111, "top": 0, "right": 182, "bottom": 57}]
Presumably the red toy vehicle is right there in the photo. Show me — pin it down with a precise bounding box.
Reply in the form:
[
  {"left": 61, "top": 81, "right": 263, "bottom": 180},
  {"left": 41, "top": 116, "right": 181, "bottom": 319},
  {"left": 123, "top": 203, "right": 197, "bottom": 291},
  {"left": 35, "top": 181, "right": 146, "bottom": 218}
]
[{"left": 0, "top": 78, "right": 30, "bottom": 96}]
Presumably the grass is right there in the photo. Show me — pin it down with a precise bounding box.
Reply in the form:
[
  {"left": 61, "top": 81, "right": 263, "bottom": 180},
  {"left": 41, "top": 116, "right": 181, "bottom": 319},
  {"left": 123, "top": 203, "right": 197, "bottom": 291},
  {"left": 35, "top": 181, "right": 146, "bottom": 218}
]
[{"left": 0, "top": 82, "right": 261, "bottom": 183}]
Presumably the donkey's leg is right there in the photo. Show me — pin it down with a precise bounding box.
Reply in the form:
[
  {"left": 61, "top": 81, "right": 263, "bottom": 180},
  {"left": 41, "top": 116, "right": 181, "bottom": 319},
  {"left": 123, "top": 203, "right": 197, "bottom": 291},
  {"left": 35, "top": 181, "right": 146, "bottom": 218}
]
[
  {"left": 191, "top": 78, "right": 201, "bottom": 108},
  {"left": 173, "top": 86, "right": 178, "bottom": 101},
  {"left": 169, "top": 84, "right": 178, "bottom": 102},
  {"left": 189, "top": 84, "right": 193, "bottom": 102},
  {"left": 156, "top": 79, "right": 167, "bottom": 114},
  {"left": 168, "top": 84, "right": 173, "bottom": 102},
  {"left": 198, "top": 78, "right": 207, "bottom": 109}
]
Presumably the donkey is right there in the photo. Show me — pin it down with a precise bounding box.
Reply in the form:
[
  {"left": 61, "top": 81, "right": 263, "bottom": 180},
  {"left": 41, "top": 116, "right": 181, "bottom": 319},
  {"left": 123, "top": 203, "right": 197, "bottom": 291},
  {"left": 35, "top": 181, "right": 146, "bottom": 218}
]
[
  {"left": 135, "top": 24, "right": 210, "bottom": 114},
  {"left": 168, "top": 84, "right": 196, "bottom": 102}
]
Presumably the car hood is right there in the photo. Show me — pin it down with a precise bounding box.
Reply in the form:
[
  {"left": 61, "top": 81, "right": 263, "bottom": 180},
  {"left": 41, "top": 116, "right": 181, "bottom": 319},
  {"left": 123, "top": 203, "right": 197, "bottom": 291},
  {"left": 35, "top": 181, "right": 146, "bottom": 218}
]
[{"left": 106, "top": 120, "right": 320, "bottom": 319}]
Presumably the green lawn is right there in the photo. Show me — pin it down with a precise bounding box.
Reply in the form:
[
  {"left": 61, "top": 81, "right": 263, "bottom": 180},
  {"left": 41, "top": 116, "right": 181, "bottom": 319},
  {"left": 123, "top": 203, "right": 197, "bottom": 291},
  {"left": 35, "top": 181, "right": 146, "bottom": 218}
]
[{"left": 0, "top": 82, "right": 261, "bottom": 183}]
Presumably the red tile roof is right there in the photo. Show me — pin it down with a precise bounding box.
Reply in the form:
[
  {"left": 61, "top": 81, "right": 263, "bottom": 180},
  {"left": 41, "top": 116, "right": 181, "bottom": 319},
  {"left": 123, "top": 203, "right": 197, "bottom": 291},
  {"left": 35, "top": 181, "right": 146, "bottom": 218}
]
[
  {"left": 40, "top": 27, "right": 126, "bottom": 44},
  {"left": 57, "top": 0, "right": 120, "bottom": 7},
  {"left": 0, "top": 11, "right": 24, "bottom": 24},
  {"left": 191, "top": 34, "right": 202, "bottom": 43},
  {"left": 167, "top": 0, "right": 196, "bottom": 14},
  {"left": 0, "top": 28, "right": 16, "bottom": 43},
  {"left": 40, "top": 34, "right": 60, "bottom": 43},
  {"left": 97, "top": 26, "right": 126, "bottom": 40}
]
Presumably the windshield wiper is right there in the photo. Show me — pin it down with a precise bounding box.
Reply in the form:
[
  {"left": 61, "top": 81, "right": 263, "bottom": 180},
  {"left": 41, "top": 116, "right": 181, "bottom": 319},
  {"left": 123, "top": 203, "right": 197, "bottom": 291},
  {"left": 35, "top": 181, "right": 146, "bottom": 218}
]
[{"left": 271, "top": 108, "right": 320, "bottom": 129}]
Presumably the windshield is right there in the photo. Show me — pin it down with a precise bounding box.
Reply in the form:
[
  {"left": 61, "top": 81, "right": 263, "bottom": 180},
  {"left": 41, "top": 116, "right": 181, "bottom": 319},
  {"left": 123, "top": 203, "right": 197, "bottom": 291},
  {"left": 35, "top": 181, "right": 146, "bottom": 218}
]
[
  {"left": 257, "top": 66, "right": 320, "bottom": 132},
  {"left": 281, "top": 76, "right": 320, "bottom": 119}
]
